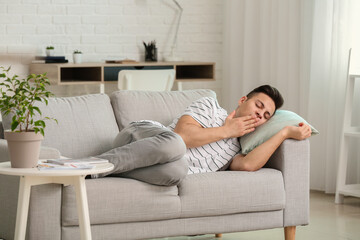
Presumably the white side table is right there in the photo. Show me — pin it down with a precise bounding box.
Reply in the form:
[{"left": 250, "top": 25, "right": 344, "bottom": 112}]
[{"left": 0, "top": 161, "right": 114, "bottom": 240}]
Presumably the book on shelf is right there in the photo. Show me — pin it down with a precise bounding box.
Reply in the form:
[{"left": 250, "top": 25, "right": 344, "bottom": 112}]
[
  {"left": 45, "top": 59, "right": 68, "bottom": 63},
  {"left": 35, "top": 56, "right": 66, "bottom": 60},
  {"left": 33, "top": 56, "right": 69, "bottom": 64},
  {"left": 47, "top": 157, "right": 109, "bottom": 166}
]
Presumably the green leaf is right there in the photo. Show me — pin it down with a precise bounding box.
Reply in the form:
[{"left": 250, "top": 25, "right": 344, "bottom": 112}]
[
  {"left": 11, "top": 121, "right": 19, "bottom": 131},
  {"left": 32, "top": 106, "right": 41, "bottom": 115},
  {"left": 34, "top": 120, "right": 45, "bottom": 128}
]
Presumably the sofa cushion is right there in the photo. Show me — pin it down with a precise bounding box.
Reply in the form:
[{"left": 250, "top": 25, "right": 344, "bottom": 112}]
[
  {"left": 62, "top": 177, "right": 181, "bottom": 226},
  {"left": 110, "top": 89, "right": 217, "bottom": 130},
  {"left": 2, "top": 94, "right": 119, "bottom": 158},
  {"left": 178, "top": 169, "right": 285, "bottom": 218}
]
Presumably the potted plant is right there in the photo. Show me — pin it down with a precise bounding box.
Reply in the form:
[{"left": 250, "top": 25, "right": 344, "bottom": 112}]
[
  {"left": 73, "top": 50, "right": 82, "bottom": 64},
  {"left": 46, "top": 46, "right": 54, "bottom": 56},
  {"left": 0, "top": 66, "right": 57, "bottom": 168}
]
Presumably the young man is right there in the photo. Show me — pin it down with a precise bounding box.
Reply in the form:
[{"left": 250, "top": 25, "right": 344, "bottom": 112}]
[
  {"left": 95, "top": 85, "right": 311, "bottom": 186},
  {"left": 172, "top": 85, "right": 311, "bottom": 174}
]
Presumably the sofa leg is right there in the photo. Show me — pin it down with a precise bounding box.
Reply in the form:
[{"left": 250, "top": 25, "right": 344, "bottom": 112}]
[
  {"left": 215, "top": 233, "right": 222, "bottom": 238},
  {"left": 284, "top": 226, "right": 296, "bottom": 240}
]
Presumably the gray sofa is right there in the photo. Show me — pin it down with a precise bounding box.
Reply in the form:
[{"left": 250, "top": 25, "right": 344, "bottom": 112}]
[{"left": 0, "top": 89, "right": 309, "bottom": 240}]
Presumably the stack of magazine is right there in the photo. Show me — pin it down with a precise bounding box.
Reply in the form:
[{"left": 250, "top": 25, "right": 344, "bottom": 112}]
[{"left": 37, "top": 157, "right": 109, "bottom": 171}]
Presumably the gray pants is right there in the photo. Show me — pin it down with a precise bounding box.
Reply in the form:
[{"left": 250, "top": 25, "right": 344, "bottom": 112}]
[{"left": 95, "top": 122, "right": 188, "bottom": 186}]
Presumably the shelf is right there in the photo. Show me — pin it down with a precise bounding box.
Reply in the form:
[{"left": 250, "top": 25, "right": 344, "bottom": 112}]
[
  {"left": 30, "top": 62, "right": 215, "bottom": 86},
  {"left": 338, "top": 184, "right": 360, "bottom": 198},
  {"left": 344, "top": 127, "right": 360, "bottom": 137},
  {"left": 104, "top": 65, "right": 173, "bottom": 82},
  {"left": 175, "top": 64, "right": 214, "bottom": 80},
  {"left": 175, "top": 78, "right": 214, "bottom": 82},
  {"left": 349, "top": 73, "right": 360, "bottom": 79},
  {"left": 344, "top": 132, "right": 360, "bottom": 137},
  {"left": 61, "top": 67, "right": 102, "bottom": 83},
  {"left": 58, "top": 81, "right": 102, "bottom": 85},
  {"left": 335, "top": 51, "right": 360, "bottom": 204}
]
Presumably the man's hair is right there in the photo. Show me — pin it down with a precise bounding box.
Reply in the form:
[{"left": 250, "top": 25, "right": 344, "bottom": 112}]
[{"left": 246, "top": 85, "right": 284, "bottom": 110}]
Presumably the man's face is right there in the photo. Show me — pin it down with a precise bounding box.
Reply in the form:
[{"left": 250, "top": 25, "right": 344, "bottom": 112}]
[{"left": 234, "top": 92, "right": 276, "bottom": 127}]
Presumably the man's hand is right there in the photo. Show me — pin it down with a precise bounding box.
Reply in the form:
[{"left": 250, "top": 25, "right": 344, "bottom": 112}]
[
  {"left": 283, "top": 122, "right": 312, "bottom": 140},
  {"left": 223, "top": 111, "right": 259, "bottom": 138}
]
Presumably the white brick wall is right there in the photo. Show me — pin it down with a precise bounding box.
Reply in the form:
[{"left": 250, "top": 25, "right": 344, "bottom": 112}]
[{"left": 0, "top": 0, "right": 224, "bottom": 100}]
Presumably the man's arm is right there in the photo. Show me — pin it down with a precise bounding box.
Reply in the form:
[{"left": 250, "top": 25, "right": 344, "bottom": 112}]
[
  {"left": 174, "top": 111, "right": 258, "bottom": 149},
  {"left": 229, "top": 123, "right": 312, "bottom": 171}
]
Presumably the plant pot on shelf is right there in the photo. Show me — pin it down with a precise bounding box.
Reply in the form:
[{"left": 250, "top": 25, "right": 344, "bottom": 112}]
[
  {"left": 46, "top": 49, "right": 54, "bottom": 56},
  {"left": 73, "top": 53, "right": 82, "bottom": 64},
  {"left": 4, "top": 131, "right": 44, "bottom": 168}
]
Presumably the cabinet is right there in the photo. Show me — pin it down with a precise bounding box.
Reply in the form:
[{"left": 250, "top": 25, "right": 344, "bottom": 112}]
[{"left": 30, "top": 62, "right": 215, "bottom": 91}]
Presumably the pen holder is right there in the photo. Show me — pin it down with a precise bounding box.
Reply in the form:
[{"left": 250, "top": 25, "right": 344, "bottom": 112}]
[{"left": 145, "top": 47, "right": 157, "bottom": 62}]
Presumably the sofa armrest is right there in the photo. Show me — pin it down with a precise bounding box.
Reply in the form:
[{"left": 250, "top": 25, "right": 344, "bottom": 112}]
[
  {"left": 0, "top": 139, "right": 10, "bottom": 163},
  {"left": 266, "top": 139, "right": 310, "bottom": 227},
  {"left": 0, "top": 139, "right": 61, "bottom": 163}
]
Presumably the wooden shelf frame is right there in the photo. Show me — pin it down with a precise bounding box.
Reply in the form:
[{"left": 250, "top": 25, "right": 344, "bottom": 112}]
[{"left": 30, "top": 62, "right": 215, "bottom": 86}]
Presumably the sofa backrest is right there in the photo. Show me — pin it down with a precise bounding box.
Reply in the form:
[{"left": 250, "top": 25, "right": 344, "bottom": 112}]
[
  {"left": 1, "top": 94, "right": 119, "bottom": 158},
  {"left": 110, "top": 89, "right": 217, "bottom": 130}
]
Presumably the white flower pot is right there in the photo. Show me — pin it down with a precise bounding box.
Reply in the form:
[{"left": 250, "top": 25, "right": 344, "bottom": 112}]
[
  {"left": 46, "top": 49, "right": 54, "bottom": 56},
  {"left": 4, "top": 131, "right": 43, "bottom": 168},
  {"left": 73, "top": 53, "right": 82, "bottom": 64}
]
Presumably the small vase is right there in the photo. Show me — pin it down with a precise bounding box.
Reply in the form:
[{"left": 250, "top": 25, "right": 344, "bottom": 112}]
[
  {"left": 4, "top": 131, "right": 43, "bottom": 168},
  {"left": 46, "top": 49, "right": 54, "bottom": 56},
  {"left": 73, "top": 53, "right": 82, "bottom": 64}
]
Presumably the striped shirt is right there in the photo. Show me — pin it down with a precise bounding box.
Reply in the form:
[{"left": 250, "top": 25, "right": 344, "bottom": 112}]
[{"left": 167, "top": 97, "right": 241, "bottom": 174}]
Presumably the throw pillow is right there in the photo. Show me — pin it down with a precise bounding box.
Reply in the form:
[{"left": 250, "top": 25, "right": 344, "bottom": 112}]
[{"left": 240, "top": 110, "right": 319, "bottom": 154}]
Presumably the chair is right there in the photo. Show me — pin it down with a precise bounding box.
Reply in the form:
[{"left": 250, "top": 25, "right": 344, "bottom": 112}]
[{"left": 118, "top": 69, "right": 175, "bottom": 91}]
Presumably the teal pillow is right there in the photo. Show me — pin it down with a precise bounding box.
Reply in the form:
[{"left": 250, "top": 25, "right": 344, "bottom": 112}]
[{"left": 240, "top": 110, "right": 319, "bottom": 154}]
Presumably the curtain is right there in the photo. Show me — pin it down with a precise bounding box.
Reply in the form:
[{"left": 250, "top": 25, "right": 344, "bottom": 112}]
[
  {"left": 223, "top": 0, "right": 306, "bottom": 115},
  {"left": 223, "top": 0, "right": 359, "bottom": 193},
  {"left": 307, "top": 0, "right": 360, "bottom": 193}
]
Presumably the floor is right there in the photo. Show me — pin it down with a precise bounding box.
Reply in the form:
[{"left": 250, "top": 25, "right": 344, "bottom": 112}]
[{"left": 153, "top": 191, "right": 360, "bottom": 240}]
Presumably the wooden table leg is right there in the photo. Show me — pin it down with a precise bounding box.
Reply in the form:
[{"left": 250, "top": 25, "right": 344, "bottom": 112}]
[
  {"left": 14, "top": 176, "right": 31, "bottom": 240},
  {"left": 73, "top": 175, "right": 92, "bottom": 240}
]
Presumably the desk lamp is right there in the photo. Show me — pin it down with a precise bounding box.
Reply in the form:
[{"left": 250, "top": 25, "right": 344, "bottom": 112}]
[{"left": 164, "top": 0, "right": 183, "bottom": 62}]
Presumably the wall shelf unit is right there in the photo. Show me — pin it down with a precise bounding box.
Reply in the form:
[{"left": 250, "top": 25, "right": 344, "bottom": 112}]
[
  {"left": 30, "top": 62, "right": 215, "bottom": 91},
  {"left": 335, "top": 72, "right": 360, "bottom": 203}
]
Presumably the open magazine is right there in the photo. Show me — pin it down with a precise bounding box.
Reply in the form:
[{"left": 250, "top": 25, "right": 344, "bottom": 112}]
[
  {"left": 37, "top": 157, "right": 108, "bottom": 171},
  {"left": 47, "top": 157, "right": 108, "bottom": 166},
  {"left": 37, "top": 162, "right": 95, "bottom": 171}
]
